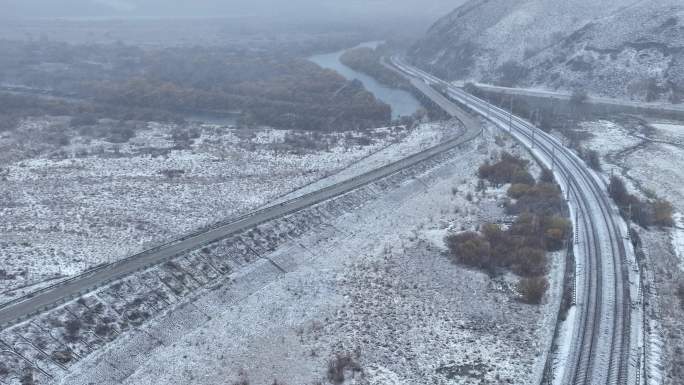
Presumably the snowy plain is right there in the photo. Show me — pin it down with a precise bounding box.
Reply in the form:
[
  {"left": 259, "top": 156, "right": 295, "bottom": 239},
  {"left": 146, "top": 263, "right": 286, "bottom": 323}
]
[
  {"left": 49, "top": 127, "right": 563, "bottom": 385},
  {"left": 0, "top": 119, "right": 433, "bottom": 302},
  {"left": 573, "top": 117, "right": 684, "bottom": 385}
]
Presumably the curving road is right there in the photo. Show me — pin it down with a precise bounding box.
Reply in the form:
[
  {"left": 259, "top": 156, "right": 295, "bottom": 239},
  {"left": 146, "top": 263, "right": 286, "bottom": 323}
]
[
  {"left": 446, "top": 80, "right": 684, "bottom": 117},
  {"left": 0, "top": 90, "right": 481, "bottom": 330},
  {"left": 390, "top": 57, "right": 637, "bottom": 385}
]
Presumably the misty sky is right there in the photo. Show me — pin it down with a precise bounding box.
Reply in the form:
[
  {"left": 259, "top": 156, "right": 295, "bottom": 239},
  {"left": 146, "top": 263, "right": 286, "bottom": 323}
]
[{"left": 3, "top": 0, "right": 460, "bottom": 21}]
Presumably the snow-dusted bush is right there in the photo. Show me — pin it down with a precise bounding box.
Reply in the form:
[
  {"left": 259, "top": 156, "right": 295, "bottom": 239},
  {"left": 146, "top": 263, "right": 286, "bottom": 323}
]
[{"left": 518, "top": 276, "right": 549, "bottom": 304}]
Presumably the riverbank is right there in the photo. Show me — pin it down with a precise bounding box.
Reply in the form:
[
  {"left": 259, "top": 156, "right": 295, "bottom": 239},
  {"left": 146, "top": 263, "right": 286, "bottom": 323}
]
[{"left": 309, "top": 42, "right": 422, "bottom": 120}]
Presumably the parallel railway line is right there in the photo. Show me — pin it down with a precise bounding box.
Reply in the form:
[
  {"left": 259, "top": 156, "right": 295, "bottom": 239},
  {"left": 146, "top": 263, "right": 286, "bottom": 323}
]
[
  {"left": 391, "top": 57, "right": 635, "bottom": 385},
  {"left": 0, "top": 79, "right": 481, "bottom": 331}
]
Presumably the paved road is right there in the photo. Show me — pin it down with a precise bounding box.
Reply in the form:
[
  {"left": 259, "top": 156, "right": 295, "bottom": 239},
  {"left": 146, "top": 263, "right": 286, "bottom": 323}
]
[
  {"left": 391, "top": 57, "right": 636, "bottom": 385},
  {"left": 447, "top": 80, "right": 684, "bottom": 116},
  {"left": 0, "top": 90, "right": 481, "bottom": 330}
]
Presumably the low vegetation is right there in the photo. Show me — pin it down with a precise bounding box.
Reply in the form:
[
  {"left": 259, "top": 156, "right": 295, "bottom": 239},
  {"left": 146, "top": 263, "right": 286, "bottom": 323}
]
[
  {"left": 338, "top": 44, "right": 445, "bottom": 121},
  {"left": 570, "top": 89, "right": 589, "bottom": 105},
  {"left": 327, "top": 352, "right": 363, "bottom": 384},
  {"left": 577, "top": 147, "right": 602, "bottom": 171},
  {"left": 494, "top": 61, "right": 530, "bottom": 88},
  {"left": 518, "top": 276, "right": 550, "bottom": 304},
  {"left": 478, "top": 152, "right": 535, "bottom": 186},
  {"left": 447, "top": 153, "right": 570, "bottom": 304},
  {"left": 340, "top": 46, "right": 410, "bottom": 89},
  {"left": 677, "top": 283, "right": 684, "bottom": 310},
  {"left": 608, "top": 176, "right": 674, "bottom": 227},
  {"left": 0, "top": 39, "right": 391, "bottom": 132}
]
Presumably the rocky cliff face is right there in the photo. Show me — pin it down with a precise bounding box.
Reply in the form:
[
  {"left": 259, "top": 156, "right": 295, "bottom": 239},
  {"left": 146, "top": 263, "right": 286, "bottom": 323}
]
[{"left": 409, "top": 0, "right": 684, "bottom": 102}]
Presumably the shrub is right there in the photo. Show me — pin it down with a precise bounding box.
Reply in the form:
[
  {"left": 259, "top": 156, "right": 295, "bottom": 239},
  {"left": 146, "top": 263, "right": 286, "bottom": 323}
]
[
  {"left": 609, "top": 176, "right": 673, "bottom": 228},
  {"left": 578, "top": 148, "right": 601, "bottom": 171},
  {"left": 570, "top": 89, "right": 589, "bottom": 105},
  {"left": 677, "top": 283, "right": 684, "bottom": 309},
  {"left": 233, "top": 371, "right": 250, "bottom": 385},
  {"left": 608, "top": 176, "right": 630, "bottom": 206},
  {"left": 540, "top": 167, "right": 555, "bottom": 184},
  {"left": 20, "top": 370, "right": 34, "bottom": 385},
  {"left": 52, "top": 350, "right": 73, "bottom": 364},
  {"left": 508, "top": 183, "right": 532, "bottom": 199},
  {"left": 159, "top": 169, "right": 186, "bottom": 179},
  {"left": 496, "top": 61, "right": 530, "bottom": 87},
  {"left": 518, "top": 276, "right": 549, "bottom": 304},
  {"left": 543, "top": 216, "right": 572, "bottom": 251},
  {"left": 478, "top": 152, "right": 534, "bottom": 186},
  {"left": 64, "top": 319, "right": 82, "bottom": 342},
  {"left": 445, "top": 232, "right": 491, "bottom": 270},
  {"left": 653, "top": 200, "right": 674, "bottom": 227},
  {"left": 327, "top": 352, "right": 362, "bottom": 384},
  {"left": 507, "top": 183, "right": 564, "bottom": 216},
  {"left": 511, "top": 247, "right": 548, "bottom": 277}
]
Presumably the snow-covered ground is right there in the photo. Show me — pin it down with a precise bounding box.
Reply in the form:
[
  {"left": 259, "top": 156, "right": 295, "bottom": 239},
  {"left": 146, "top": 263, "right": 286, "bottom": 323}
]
[
  {"left": 46, "top": 129, "right": 562, "bottom": 385},
  {"left": 272, "top": 120, "right": 462, "bottom": 204},
  {"left": 574, "top": 117, "right": 684, "bottom": 385},
  {"left": 579, "top": 120, "right": 641, "bottom": 155},
  {"left": 672, "top": 213, "right": 684, "bottom": 272},
  {"left": 651, "top": 123, "right": 684, "bottom": 140},
  {"left": 0, "top": 119, "right": 439, "bottom": 301}
]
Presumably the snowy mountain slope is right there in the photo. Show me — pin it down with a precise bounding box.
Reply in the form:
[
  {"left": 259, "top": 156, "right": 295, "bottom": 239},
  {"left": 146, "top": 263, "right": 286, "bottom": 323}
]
[{"left": 409, "top": 0, "right": 684, "bottom": 101}]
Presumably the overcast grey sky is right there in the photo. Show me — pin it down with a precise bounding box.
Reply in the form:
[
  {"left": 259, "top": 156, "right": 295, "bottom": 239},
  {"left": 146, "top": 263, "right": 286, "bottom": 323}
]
[{"left": 3, "top": 0, "right": 460, "bottom": 21}]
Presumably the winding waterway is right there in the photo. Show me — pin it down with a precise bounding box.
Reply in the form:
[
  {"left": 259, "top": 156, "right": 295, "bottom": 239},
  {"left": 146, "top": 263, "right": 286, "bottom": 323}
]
[{"left": 309, "top": 42, "right": 421, "bottom": 120}]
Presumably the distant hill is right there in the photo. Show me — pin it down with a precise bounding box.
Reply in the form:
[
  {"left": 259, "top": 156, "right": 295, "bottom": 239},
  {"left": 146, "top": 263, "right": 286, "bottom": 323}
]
[
  {"left": 409, "top": 0, "right": 684, "bottom": 102},
  {"left": 4, "top": 0, "right": 462, "bottom": 24}
]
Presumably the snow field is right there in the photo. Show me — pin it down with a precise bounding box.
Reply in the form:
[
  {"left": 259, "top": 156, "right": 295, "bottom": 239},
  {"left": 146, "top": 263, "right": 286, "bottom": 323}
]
[
  {"left": 40, "top": 132, "right": 562, "bottom": 385},
  {"left": 0, "top": 120, "right": 428, "bottom": 300}
]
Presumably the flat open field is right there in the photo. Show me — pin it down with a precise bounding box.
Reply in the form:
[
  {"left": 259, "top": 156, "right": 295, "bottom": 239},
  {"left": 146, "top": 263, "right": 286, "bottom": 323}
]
[{"left": 0, "top": 119, "right": 456, "bottom": 302}]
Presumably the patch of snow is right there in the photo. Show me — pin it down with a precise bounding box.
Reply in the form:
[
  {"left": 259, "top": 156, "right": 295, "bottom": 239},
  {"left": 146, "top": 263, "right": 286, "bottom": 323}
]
[
  {"left": 54, "top": 133, "right": 560, "bottom": 385},
  {"left": 672, "top": 212, "right": 684, "bottom": 272},
  {"left": 552, "top": 306, "right": 576, "bottom": 385},
  {"left": 419, "top": 228, "right": 448, "bottom": 252},
  {"left": 651, "top": 123, "right": 684, "bottom": 138},
  {"left": 0, "top": 119, "right": 421, "bottom": 297},
  {"left": 579, "top": 120, "right": 641, "bottom": 155},
  {"left": 626, "top": 143, "right": 684, "bottom": 208}
]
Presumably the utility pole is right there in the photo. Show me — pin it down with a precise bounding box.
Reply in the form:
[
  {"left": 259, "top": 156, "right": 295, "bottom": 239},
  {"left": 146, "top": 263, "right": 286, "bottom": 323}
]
[
  {"left": 575, "top": 211, "right": 580, "bottom": 245},
  {"left": 509, "top": 97, "right": 513, "bottom": 133}
]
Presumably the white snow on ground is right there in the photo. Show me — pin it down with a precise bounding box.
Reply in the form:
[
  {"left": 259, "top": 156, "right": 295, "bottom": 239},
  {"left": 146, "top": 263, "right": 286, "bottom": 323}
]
[
  {"left": 579, "top": 120, "right": 641, "bottom": 155},
  {"left": 552, "top": 306, "right": 576, "bottom": 385},
  {"left": 578, "top": 118, "right": 684, "bottom": 385},
  {"left": 651, "top": 123, "right": 684, "bottom": 137},
  {"left": 55, "top": 133, "right": 562, "bottom": 385},
  {"left": 419, "top": 228, "right": 449, "bottom": 252},
  {"left": 272, "top": 120, "right": 462, "bottom": 204},
  {"left": 0, "top": 119, "right": 429, "bottom": 300},
  {"left": 672, "top": 213, "right": 684, "bottom": 272},
  {"left": 625, "top": 143, "right": 684, "bottom": 207}
]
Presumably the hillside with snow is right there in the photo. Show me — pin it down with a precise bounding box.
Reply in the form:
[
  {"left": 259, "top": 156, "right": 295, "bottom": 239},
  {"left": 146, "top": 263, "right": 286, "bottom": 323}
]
[{"left": 409, "top": 0, "right": 684, "bottom": 102}]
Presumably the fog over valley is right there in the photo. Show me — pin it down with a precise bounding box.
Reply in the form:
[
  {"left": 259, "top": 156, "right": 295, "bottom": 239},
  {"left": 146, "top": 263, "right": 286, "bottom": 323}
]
[{"left": 0, "top": 1, "right": 683, "bottom": 385}]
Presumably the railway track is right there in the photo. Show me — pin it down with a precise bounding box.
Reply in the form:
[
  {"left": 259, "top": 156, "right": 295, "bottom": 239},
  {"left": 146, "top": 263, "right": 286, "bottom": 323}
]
[
  {"left": 391, "top": 57, "right": 634, "bottom": 385},
  {"left": 0, "top": 86, "right": 481, "bottom": 331}
]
